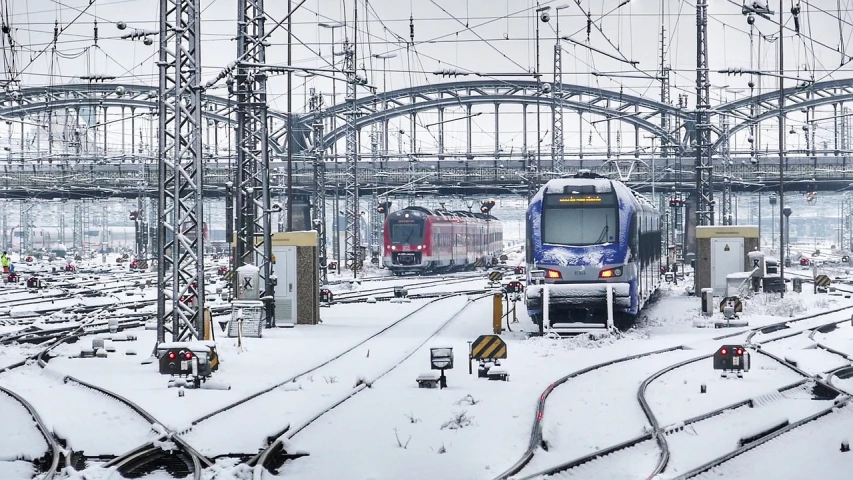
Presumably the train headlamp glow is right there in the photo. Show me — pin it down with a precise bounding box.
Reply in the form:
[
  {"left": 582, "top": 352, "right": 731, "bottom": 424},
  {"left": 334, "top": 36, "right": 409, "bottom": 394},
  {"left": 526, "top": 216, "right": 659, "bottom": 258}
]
[
  {"left": 417, "top": 245, "right": 423, "bottom": 250},
  {"left": 599, "top": 267, "right": 623, "bottom": 279},
  {"left": 391, "top": 245, "right": 396, "bottom": 250},
  {"left": 545, "top": 269, "right": 561, "bottom": 279}
]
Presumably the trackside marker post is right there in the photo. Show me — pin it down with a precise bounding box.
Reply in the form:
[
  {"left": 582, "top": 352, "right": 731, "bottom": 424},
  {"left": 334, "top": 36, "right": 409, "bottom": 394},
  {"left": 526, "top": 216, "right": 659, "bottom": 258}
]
[{"left": 493, "top": 292, "right": 503, "bottom": 334}]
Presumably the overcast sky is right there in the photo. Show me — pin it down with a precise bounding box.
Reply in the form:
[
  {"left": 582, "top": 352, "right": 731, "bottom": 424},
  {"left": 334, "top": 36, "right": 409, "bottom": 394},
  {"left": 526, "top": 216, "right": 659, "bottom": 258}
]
[{"left": 4, "top": 0, "right": 853, "bottom": 156}]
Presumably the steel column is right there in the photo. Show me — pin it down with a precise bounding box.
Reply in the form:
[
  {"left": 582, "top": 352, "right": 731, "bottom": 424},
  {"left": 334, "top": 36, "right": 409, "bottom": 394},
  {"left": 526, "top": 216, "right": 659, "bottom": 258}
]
[
  {"left": 156, "top": 0, "right": 207, "bottom": 343},
  {"left": 694, "top": 0, "right": 714, "bottom": 228},
  {"left": 233, "top": 0, "right": 274, "bottom": 324}
]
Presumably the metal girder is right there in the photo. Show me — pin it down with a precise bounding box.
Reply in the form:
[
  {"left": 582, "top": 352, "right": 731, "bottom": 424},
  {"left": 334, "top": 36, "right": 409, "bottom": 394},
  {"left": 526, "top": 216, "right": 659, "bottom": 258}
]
[
  {"left": 714, "top": 79, "right": 853, "bottom": 151},
  {"left": 694, "top": 0, "right": 714, "bottom": 227},
  {"left": 156, "top": 0, "right": 206, "bottom": 344},
  {"left": 233, "top": 0, "right": 274, "bottom": 325},
  {"left": 306, "top": 80, "right": 687, "bottom": 152},
  {"left": 0, "top": 83, "right": 287, "bottom": 155}
]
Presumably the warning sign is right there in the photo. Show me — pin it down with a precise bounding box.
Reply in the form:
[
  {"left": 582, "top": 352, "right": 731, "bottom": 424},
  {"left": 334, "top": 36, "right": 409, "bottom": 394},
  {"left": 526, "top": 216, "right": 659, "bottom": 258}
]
[{"left": 724, "top": 244, "right": 730, "bottom": 252}]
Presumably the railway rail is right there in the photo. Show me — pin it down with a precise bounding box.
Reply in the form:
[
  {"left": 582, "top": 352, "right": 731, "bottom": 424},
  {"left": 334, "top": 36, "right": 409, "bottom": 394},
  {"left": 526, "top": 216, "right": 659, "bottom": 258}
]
[
  {"left": 249, "top": 293, "right": 493, "bottom": 476},
  {"left": 180, "top": 291, "right": 489, "bottom": 461},
  {"left": 495, "top": 304, "right": 853, "bottom": 480},
  {"left": 0, "top": 385, "right": 62, "bottom": 480},
  {"left": 0, "top": 298, "right": 209, "bottom": 479}
]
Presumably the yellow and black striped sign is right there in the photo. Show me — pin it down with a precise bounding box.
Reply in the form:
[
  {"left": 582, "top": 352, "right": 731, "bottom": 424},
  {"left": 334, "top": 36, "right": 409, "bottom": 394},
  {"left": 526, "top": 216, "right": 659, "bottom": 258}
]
[
  {"left": 719, "top": 296, "right": 743, "bottom": 313},
  {"left": 471, "top": 334, "right": 507, "bottom": 360},
  {"left": 815, "top": 274, "right": 831, "bottom": 287},
  {"left": 488, "top": 271, "right": 503, "bottom": 282}
]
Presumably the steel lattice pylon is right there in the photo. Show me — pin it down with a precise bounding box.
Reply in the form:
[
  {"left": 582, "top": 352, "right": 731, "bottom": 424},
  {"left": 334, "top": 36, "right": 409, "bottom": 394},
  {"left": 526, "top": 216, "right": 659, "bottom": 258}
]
[
  {"left": 720, "top": 113, "right": 733, "bottom": 225},
  {"left": 309, "top": 88, "right": 327, "bottom": 285},
  {"left": 552, "top": 42, "right": 564, "bottom": 175},
  {"left": 233, "top": 0, "right": 274, "bottom": 324},
  {"left": 694, "top": 0, "right": 714, "bottom": 226},
  {"left": 156, "top": 0, "right": 206, "bottom": 344},
  {"left": 343, "top": 39, "right": 361, "bottom": 276}
]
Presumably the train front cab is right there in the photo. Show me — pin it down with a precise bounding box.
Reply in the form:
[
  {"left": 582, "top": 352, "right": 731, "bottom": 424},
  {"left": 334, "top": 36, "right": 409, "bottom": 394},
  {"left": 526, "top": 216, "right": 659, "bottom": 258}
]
[
  {"left": 525, "top": 182, "right": 660, "bottom": 333},
  {"left": 383, "top": 209, "right": 431, "bottom": 273}
]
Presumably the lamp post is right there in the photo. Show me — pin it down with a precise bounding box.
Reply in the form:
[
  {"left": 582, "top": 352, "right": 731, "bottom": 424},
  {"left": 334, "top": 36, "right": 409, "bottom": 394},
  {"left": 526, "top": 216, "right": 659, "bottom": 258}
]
[
  {"left": 372, "top": 53, "right": 396, "bottom": 167},
  {"left": 533, "top": 4, "right": 551, "bottom": 198},
  {"left": 777, "top": 0, "right": 786, "bottom": 297},
  {"left": 319, "top": 22, "right": 345, "bottom": 163}
]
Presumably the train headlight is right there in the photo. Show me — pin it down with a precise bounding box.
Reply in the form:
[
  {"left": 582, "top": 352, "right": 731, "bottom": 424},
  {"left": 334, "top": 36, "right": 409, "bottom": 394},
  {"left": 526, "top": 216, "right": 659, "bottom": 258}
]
[
  {"left": 391, "top": 245, "right": 396, "bottom": 250},
  {"left": 417, "top": 245, "right": 423, "bottom": 250},
  {"left": 599, "top": 267, "right": 623, "bottom": 279}
]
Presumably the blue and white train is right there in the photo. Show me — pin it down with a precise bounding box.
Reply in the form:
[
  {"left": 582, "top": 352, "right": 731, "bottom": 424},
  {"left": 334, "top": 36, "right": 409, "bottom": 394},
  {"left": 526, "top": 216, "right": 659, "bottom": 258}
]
[{"left": 525, "top": 171, "right": 662, "bottom": 333}]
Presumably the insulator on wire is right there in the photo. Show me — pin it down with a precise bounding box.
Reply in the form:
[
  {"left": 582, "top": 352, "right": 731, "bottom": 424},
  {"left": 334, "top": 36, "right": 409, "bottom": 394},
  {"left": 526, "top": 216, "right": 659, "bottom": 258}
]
[
  {"left": 94, "top": 19, "right": 98, "bottom": 46},
  {"left": 409, "top": 15, "right": 414, "bottom": 45}
]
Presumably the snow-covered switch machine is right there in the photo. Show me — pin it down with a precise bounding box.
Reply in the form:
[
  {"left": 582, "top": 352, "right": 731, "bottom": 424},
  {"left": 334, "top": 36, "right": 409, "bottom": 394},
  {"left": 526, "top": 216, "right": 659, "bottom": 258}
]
[{"left": 713, "top": 344, "right": 750, "bottom": 375}]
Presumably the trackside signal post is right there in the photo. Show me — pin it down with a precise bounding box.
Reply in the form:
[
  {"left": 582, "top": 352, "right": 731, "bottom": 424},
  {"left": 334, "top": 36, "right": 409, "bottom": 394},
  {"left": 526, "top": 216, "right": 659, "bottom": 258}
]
[
  {"left": 713, "top": 344, "right": 750, "bottom": 378},
  {"left": 469, "top": 335, "right": 508, "bottom": 381}
]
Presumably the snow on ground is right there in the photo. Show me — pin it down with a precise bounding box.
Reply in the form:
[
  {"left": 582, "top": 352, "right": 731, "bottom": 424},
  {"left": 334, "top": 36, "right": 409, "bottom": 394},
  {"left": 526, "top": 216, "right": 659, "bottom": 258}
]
[
  {"left": 523, "top": 349, "right": 699, "bottom": 474},
  {"left": 690, "top": 404, "right": 853, "bottom": 480},
  {"left": 813, "top": 321, "right": 853, "bottom": 357},
  {"left": 760, "top": 331, "right": 852, "bottom": 375},
  {"left": 529, "top": 440, "right": 660, "bottom": 480},
  {"left": 0, "top": 462, "right": 35, "bottom": 480},
  {"left": 664, "top": 383, "right": 836, "bottom": 476},
  {"left": 0, "top": 364, "right": 157, "bottom": 456},
  {"left": 0, "top": 390, "right": 48, "bottom": 461},
  {"left": 184, "top": 295, "right": 473, "bottom": 457},
  {"left": 3, "top": 266, "right": 852, "bottom": 479},
  {"left": 645, "top": 352, "right": 805, "bottom": 427},
  {"left": 41, "top": 298, "right": 454, "bottom": 430}
]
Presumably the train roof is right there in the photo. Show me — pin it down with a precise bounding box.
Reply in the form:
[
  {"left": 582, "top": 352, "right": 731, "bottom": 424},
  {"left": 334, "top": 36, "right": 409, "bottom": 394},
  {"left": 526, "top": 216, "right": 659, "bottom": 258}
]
[
  {"left": 540, "top": 171, "right": 657, "bottom": 211},
  {"left": 392, "top": 206, "right": 498, "bottom": 221}
]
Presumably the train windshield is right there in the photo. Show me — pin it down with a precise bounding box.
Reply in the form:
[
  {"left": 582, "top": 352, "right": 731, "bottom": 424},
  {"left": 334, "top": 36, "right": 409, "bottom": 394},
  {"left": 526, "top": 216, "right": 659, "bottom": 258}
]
[
  {"left": 390, "top": 222, "right": 424, "bottom": 244},
  {"left": 542, "top": 192, "right": 618, "bottom": 246}
]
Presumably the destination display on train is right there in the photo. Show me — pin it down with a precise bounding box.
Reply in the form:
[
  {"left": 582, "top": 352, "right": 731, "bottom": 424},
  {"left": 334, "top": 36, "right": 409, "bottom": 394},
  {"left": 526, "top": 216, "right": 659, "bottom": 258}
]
[{"left": 544, "top": 193, "right": 616, "bottom": 206}]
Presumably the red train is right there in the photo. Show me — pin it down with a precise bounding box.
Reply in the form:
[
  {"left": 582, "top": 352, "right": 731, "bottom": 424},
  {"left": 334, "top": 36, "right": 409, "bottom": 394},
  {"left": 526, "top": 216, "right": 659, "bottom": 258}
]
[{"left": 382, "top": 206, "right": 503, "bottom": 274}]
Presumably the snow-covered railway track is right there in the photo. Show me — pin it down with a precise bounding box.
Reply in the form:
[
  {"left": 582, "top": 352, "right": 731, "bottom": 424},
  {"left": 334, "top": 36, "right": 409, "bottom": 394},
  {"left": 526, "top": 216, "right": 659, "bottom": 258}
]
[
  {"left": 248, "top": 294, "right": 492, "bottom": 474},
  {"left": 177, "top": 293, "right": 486, "bottom": 463},
  {"left": 495, "top": 305, "right": 853, "bottom": 480},
  {"left": 0, "top": 306, "right": 211, "bottom": 477},
  {"left": 0, "top": 384, "right": 62, "bottom": 480},
  {"left": 330, "top": 273, "right": 486, "bottom": 302}
]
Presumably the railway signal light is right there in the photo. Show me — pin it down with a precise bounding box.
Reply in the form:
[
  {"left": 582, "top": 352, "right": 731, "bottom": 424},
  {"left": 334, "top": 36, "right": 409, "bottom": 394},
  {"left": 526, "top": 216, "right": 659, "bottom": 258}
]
[
  {"left": 669, "top": 198, "right": 683, "bottom": 207},
  {"left": 129, "top": 210, "right": 140, "bottom": 221},
  {"left": 480, "top": 199, "right": 496, "bottom": 214},
  {"left": 377, "top": 201, "right": 392, "bottom": 215},
  {"left": 713, "top": 344, "right": 750, "bottom": 377}
]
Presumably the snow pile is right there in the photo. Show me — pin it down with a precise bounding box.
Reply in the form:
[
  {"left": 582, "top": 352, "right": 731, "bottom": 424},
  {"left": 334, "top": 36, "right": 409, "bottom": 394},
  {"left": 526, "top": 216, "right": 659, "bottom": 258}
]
[{"left": 748, "top": 292, "right": 837, "bottom": 317}]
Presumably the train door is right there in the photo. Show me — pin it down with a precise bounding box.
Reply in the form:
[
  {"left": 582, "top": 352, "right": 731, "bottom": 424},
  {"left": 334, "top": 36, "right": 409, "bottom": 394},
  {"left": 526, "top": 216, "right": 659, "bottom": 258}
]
[{"left": 453, "top": 221, "right": 463, "bottom": 267}]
